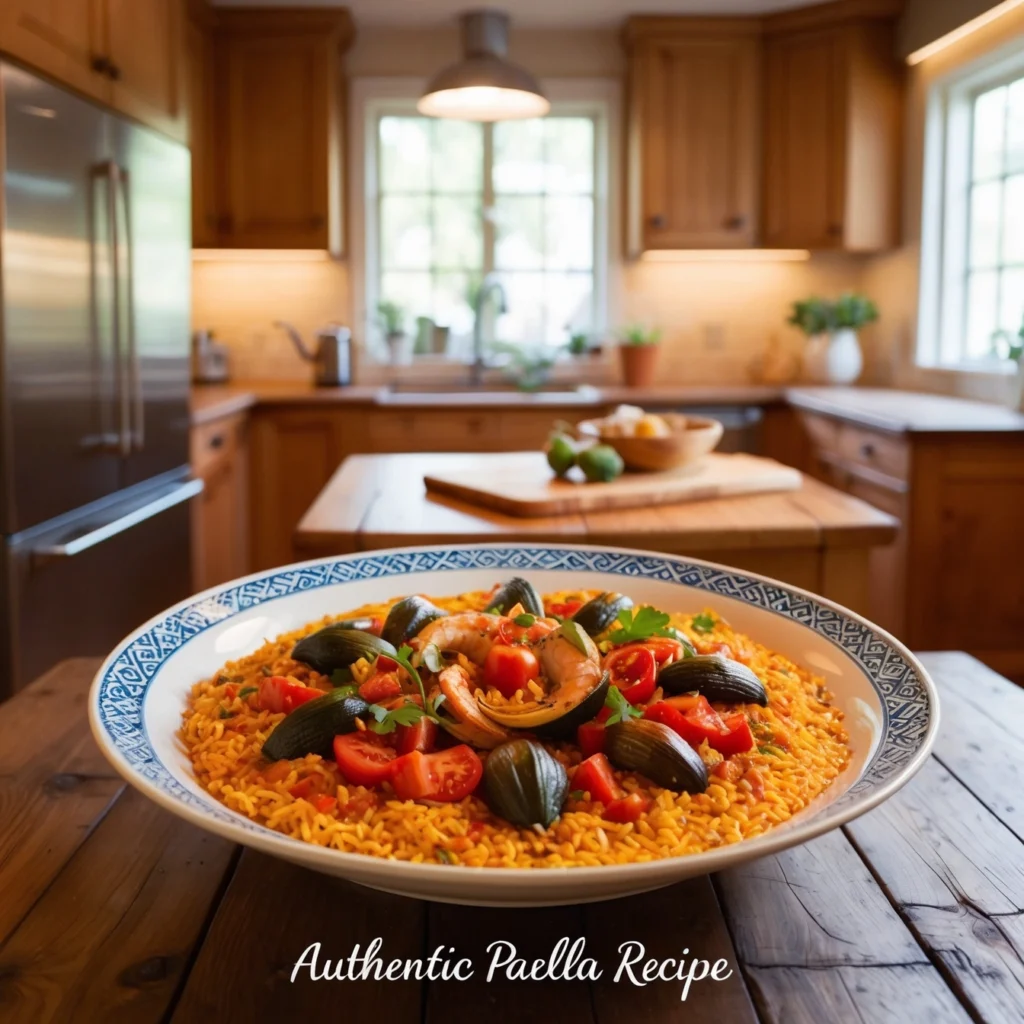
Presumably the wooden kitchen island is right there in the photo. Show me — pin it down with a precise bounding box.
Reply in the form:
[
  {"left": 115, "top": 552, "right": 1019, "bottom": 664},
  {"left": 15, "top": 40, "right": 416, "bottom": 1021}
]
[{"left": 295, "top": 452, "right": 897, "bottom": 616}]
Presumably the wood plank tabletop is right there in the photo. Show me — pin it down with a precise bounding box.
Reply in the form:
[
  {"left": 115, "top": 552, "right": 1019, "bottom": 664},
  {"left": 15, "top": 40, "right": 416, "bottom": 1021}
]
[
  {"left": 294, "top": 452, "right": 898, "bottom": 554},
  {"left": 0, "top": 652, "right": 1019, "bottom": 1023}
]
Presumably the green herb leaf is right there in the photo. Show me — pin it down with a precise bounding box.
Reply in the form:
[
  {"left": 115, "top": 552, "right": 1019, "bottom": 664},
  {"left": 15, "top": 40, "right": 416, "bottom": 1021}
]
[
  {"left": 560, "top": 619, "right": 590, "bottom": 656},
  {"left": 260, "top": 664, "right": 273, "bottom": 677},
  {"left": 237, "top": 686, "right": 258, "bottom": 699},
  {"left": 435, "top": 847, "right": 456, "bottom": 865},
  {"left": 691, "top": 612, "right": 716, "bottom": 634},
  {"left": 421, "top": 643, "right": 445, "bottom": 674},
  {"left": 218, "top": 707, "right": 235, "bottom": 719},
  {"left": 368, "top": 703, "right": 390, "bottom": 723},
  {"left": 758, "top": 743, "right": 785, "bottom": 757},
  {"left": 603, "top": 685, "right": 643, "bottom": 726},
  {"left": 332, "top": 683, "right": 358, "bottom": 698},
  {"left": 513, "top": 612, "right": 537, "bottom": 627},
  {"left": 369, "top": 699, "right": 426, "bottom": 735},
  {"left": 569, "top": 789, "right": 586, "bottom": 801},
  {"left": 485, "top": 605, "right": 501, "bottom": 615},
  {"left": 607, "top": 606, "right": 671, "bottom": 645}
]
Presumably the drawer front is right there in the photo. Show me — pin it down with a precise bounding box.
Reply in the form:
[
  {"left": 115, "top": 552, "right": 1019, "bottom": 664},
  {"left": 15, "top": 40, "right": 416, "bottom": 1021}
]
[
  {"left": 799, "top": 412, "right": 842, "bottom": 454},
  {"left": 837, "top": 424, "right": 909, "bottom": 481},
  {"left": 369, "top": 411, "right": 502, "bottom": 451},
  {"left": 191, "top": 414, "right": 242, "bottom": 476}
]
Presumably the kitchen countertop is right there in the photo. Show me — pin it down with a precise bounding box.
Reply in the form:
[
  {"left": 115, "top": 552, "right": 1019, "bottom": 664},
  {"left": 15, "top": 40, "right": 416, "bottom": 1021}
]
[
  {"left": 3, "top": 651, "right": 1012, "bottom": 1023},
  {"left": 191, "top": 381, "right": 1024, "bottom": 433}
]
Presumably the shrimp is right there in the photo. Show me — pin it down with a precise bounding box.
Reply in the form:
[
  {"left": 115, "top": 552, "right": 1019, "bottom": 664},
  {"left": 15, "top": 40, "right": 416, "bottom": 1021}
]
[
  {"left": 437, "top": 664, "right": 510, "bottom": 749},
  {"left": 415, "top": 612, "right": 502, "bottom": 665}
]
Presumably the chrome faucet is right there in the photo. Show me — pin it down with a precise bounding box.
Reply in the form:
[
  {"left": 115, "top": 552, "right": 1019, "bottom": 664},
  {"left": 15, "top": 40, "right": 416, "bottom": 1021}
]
[{"left": 470, "top": 272, "right": 507, "bottom": 387}]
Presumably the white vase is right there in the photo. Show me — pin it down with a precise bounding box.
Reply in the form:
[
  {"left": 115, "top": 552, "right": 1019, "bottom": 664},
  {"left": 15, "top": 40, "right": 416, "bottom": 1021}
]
[{"left": 803, "top": 329, "right": 863, "bottom": 385}]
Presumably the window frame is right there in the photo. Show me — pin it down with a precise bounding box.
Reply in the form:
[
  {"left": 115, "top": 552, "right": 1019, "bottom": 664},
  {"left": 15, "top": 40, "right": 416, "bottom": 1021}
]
[
  {"left": 349, "top": 77, "right": 618, "bottom": 362},
  {"left": 917, "top": 41, "right": 1024, "bottom": 370}
]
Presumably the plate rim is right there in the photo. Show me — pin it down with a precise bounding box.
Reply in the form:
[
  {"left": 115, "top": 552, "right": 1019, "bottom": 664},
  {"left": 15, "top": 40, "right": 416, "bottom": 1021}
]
[{"left": 88, "top": 541, "right": 940, "bottom": 893}]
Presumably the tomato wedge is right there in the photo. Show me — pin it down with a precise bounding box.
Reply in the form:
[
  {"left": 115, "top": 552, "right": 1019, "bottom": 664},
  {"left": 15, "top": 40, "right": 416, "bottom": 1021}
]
[
  {"left": 332, "top": 732, "right": 398, "bottom": 786},
  {"left": 258, "top": 676, "right": 323, "bottom": 715},
  {"left": 483, "top": 644, "right": 540, "bottom": 699},
  {"left": 495, "top": 617, "right": 557, "bottom": 646},
  {"left": 313, "top": 794, "right": 337, "bottom": 813},
  {"left": 715, "top": 713, "right": 755, "bottom": 756},
  {"left": 644, "top": 698, "right": 754, "bottom": 755},
  {"left": 604, "top": 792, "right": 649, "bottom": 823},
  {"left": 545, "top": 600, "right": 583, "bottom": 619},
  {"left": 573, "top": 753, "right": 624, "bottom": 805},
  {"left": 396, "top": 716, "right": 438, "bottom": 755},
  {"left": 358, "top": 672, "right": 402, "bottom": 704},
  {"left": 577, "top": 722, "right": 607, "bottom": 758},
  {"left": 390, "top": 745, "right": 483, "bottom": 802},
  {"left": 604, "top": 645, "right": 657, "bottom": 705}
]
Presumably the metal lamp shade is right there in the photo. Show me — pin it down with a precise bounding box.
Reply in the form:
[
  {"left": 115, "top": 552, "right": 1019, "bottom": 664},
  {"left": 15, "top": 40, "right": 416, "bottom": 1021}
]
[{"left": 417, "top": 10, "right": 550, "bottom": 121}]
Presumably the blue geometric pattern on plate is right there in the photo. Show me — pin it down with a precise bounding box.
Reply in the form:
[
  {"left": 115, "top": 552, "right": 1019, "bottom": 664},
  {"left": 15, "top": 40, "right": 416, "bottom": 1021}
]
[{"left": 95, "top": 546, "right": 932, "bottom": 833}]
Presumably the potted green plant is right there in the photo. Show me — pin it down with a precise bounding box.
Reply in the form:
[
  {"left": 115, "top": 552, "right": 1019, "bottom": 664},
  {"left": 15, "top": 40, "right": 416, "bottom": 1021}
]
[
  {"left": 788, "top": 294, "right": 877, "bottom": 384},
  {"left": 377, "top": 300, "right": 410, "bottom": 364},
  {"left": 992, "top": 312, "right": 1024, "bottom": 411},
  {"left": 617, "top": 324, "right": 662, "bottom": 387}
]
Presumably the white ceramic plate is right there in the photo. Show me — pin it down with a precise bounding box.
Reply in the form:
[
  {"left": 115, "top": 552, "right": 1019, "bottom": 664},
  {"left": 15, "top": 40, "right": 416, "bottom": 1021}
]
[{"left": 89, "top": 544, "right": 938, "bottom": 906}]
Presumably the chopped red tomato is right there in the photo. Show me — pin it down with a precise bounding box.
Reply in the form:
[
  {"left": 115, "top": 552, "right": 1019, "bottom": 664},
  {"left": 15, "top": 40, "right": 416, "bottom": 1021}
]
[
  {"left": 605, "top": 646, "right": 657, "bottom": 705},
  {"left": 545, "top": 600, "right": 583, "bottom": 619},
  {"left": 496, "top": 617, "right": 557, "bottom": 646},
  {"left": 358, "top": 672, "right": 402, "bottom": 704},
  {"left": 258, "top": 676, "right": 322, "bottom": 715},
  {"left": 577, "top": 722, "right": 607, "bottom": 758},
  {"left": 390, "top": 745, "right": 483, "bottom": 802},
  {"left": 713, "top": 759, "right": 745, "bottom": 783},
  {"left": 744, "top": 767, "right": 766, "bottom": 801},
  {"left": 604, "top": 792, "right": 649, "bottom": 823},
  {"left": 573, "top": 753, "right": 624, "bottom": 805},
  {"left": 396, "top": 716, "right": 438, "bottom": 755},
  {"left": 376, "top": 654, "right": 398, "bottom": 672},
  {"left": 288, "top": 776, "right": 320, "bottom": 800},
  {"left": 644, "top": 698, "right": 754, "bottom": 756},
  {"left": 332, "top": 732, "right": 399, "bottom": 786},
  {"left": 483, "top": 644, "right": 540, "bottom": 699},
  {"left": 313, "top": 794, "right": 337, "bottom": 813},
  {"left": 698, "top": 640, "right": 734, "bottom": 659}
]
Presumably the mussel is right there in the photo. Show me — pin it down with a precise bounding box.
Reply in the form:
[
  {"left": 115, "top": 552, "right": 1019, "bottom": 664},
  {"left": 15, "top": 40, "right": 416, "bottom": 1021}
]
[
  {"left": 604, "top": 718, "right": 709, "bottom": 793},
  {"left": 484, "top": 739, "right": 569, "bottom": 829},
  {"left": 380, "top": 595, "right": 447, "bottom": 648},
  {"left": 658, "top": 654, "right": 768, "bottom": 706},
  {"left": 571, "top": 592, "right": 634, "bottom": 635},
  {"left": 261, "top": 688, "right": 369, "bottom": 761},
  {"left": 291, "top": 625, "right": 396, "bottom": 676},
  {"left": 487, "top": 577, "right": 544, "bottom": 618}
]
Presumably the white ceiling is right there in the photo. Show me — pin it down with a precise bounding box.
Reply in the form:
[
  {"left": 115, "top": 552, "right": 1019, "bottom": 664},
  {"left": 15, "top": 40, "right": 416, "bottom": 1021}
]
[{"left": 212, "top": 0, "right": 826, "bottom": 29}]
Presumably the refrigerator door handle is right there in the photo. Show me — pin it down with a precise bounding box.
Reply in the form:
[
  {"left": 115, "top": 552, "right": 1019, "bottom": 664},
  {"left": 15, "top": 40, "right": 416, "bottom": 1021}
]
[
  {"left": 115, "top": 164, "right": 144, "bottom": 452},
  {"left": 30, "top": 478, "right": 203, "bottom": 563},
  {"left": 104, "top": 159, "right": 132, "bottom": 458}
]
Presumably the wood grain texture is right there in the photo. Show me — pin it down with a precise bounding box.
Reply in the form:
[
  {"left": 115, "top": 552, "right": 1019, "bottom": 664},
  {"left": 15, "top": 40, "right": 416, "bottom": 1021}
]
[{"left": 424, "top": 452, "right": 802, "bottom": 518}]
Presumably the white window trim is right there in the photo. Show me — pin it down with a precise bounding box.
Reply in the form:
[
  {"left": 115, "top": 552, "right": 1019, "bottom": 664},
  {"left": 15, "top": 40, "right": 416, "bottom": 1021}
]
[
  {"left": 917, "top": 39, "right": 1024, "bottom": 372},
  {"left": 348, "top": 76, "right": 620, "bottom": 361}
]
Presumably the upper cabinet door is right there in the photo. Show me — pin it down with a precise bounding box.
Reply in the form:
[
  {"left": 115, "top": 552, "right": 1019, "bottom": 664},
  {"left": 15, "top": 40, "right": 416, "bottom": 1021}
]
[
  {"left": 627, "top": 25, "right": 760, "bottom": 253},
  {"left": 0, "top": 0, "right": 108, "bottom": 101},
  {"left": 762, "top": 28, "right": 847, "bottom": 250},
  {"left": 103, "top": 0, "right": 186, "bottom": 141}
]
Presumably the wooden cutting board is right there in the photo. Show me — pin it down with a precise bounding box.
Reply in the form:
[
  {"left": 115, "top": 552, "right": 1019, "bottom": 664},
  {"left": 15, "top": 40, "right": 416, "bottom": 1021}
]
[{"left": 423, "top": 451, "right": 802, "bottom": 518}]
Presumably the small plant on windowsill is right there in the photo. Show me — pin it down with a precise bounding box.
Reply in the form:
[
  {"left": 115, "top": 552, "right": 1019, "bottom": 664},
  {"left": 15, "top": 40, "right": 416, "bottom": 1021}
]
[
  {"left": 788, "top": 293, "right": 878, "bottom": 385},
  {"left": 617, "top": 324, "right": 662, "bottom": 388},
  {"left": 991, "top": 313, "right": 1024, "bottom": 412},
  {"left": 377, "top": 300, "right": 411, "bottom": 365}
]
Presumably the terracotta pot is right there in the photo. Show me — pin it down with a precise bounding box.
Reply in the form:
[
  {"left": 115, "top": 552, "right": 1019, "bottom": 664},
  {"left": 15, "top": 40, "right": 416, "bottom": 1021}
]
[{"left": 618, "top": 343, "right": 660, "bottom": 387}]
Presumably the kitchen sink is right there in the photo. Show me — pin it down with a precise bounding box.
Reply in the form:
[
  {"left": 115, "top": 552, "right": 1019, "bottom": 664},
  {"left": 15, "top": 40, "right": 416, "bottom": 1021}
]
[{"left": 378, "top": 382, "right": 601, "bottom": 404}]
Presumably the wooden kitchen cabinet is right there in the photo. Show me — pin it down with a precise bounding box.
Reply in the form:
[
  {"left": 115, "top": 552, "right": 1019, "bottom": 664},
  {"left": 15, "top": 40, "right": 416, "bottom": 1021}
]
[
  {"left": 761, "top": 4, "right": 902, "bottom": 252},
  {"left": 624, "top": 18, "right": 761, "bottom": 254},
  {"left": 185, "top": 0, "right": 217, "bottom": 247},
  {"left": 191, "top": 413, "right": 250, "bottom": 592},
  {"left": 210, "top": 9, "right": 353, "bottom": 252}
]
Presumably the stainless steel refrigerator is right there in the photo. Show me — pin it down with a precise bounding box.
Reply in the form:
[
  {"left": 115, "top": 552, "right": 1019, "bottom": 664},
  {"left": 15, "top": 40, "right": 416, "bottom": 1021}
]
[{"left": 0, "top": 62, "right": 198, "bottom": 699}]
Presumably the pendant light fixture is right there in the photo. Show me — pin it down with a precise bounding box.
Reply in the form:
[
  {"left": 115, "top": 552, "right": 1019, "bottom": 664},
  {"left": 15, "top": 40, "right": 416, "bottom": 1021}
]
[{"left": 417, "top": 9, "right": 550, "bottom": 121}]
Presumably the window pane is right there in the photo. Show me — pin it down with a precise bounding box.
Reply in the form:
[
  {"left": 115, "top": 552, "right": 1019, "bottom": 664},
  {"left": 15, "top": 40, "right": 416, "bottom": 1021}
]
[
  {"left": 545, "top": 118, "right": 594, "bottom": 194},
  {"left": 494, "top": 196, "right": 544, "bottom": 269},
  {"left": 999, "top": 267, "right": 1024, "bottom": 333},
  {"left": 969, "top": 180, "right": 1002, "bottom": 268},
  {"left": 972, "top": 86, "right": 1006, "bottom": 181},
  {"left": 432, "top": 120, "right": 483, "bottom": 193},
  {"left": 1002, "top": 173, "right": 1024, "bottom": 264},
  {"left": 434, "top": 195, "right": 482, "bottom": 269},
  {"left": 379, "top": 271, "right": 431, "bottom": 330},
  {"left": 546, "top": 196, "right": 593, "bottom": 270},
  {"left": 545, "top": 273, "right": 594, "bottom": 339},
  {"left": 965, "top": 269, "right": 999, "bottom": 358},
  {"left": 493, "top": 120, "right": 545, "bottom": 193},
  {"left": 499, "top": 272, "right": 547, "bottom": 343},
  {"left": 1008, "top": 79, "right": 1024, "bottom": 175},
  {"left": 380, "top": 117, "right": 431, "bottom": 192},
  {"left": 434, "top": 271, "right": 476, "bottom": 337},
  {"left": 381, "top": 195, "right": 431, "bottom": 269}
]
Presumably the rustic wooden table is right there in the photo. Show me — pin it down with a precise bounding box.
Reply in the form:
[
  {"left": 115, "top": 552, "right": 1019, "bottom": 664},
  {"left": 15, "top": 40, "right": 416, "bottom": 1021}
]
[
  {"left": 294, "top": 452, "right": 897, "bottom": 617},
  {"left": 0, "top": 653, "right": 1017, "bottom": 1022}
]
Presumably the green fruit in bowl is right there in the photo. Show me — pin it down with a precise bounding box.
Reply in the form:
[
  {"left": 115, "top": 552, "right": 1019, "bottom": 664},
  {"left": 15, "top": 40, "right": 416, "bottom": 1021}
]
[
  {"left": 578, "top": 444, "right": 624, "bottom": 483},
  {"left": 546, "top": 434, "right": 578, "bottom": 477}
]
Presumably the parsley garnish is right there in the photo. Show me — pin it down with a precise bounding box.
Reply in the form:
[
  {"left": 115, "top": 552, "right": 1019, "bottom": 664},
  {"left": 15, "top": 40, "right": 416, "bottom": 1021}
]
[
  {"left": 333, "top": 684, "right": 358, "bottom": 698},
  {"left": 560, "top": 619, "right": 590, "bottom": 655},
  {"left": 607, "top": 606, "right": 671, "bottom": 645},
  {"left": 368, "top": 644, "right": 447, "bottom": 734},
  {"left": 758, "top": 743, "right": 785, "bottom": 757},
  {"left": 218, "top": 707, "right": 235, "bottom": 719},
  {"left": 691, "top": 612, "right": 716, "bottom": 634},
  {"left": 603, "top": 685, "right": 643, "bottom": 726},
  {"left": 259, "top": 664, "right": 273, "bottom": 677},
  {"left": 421, "top": 642, "right": 445, "bottom": 674},
  {"left": 237, "top": 686, "right": 258, "bottom": 699},
  {"left": 569, "top": 789, "right": 586, "bottom": 801},
  {"left": 436, "top": 847, "right": 456, "bottom": 864},
  {"left": 514, "top": 612, "right": 536, "bottom": 627}
]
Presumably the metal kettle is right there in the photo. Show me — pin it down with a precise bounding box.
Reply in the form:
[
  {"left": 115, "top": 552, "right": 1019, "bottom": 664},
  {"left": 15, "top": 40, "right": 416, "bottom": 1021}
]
[{"left": 274, "top": 321, "right": 352, "bottom": 387}]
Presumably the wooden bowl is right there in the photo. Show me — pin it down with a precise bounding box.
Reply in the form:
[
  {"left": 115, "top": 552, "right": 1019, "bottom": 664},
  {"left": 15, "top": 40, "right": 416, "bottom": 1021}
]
[{"left": 576, "top": 413, "right": 724, "bottom": 472}]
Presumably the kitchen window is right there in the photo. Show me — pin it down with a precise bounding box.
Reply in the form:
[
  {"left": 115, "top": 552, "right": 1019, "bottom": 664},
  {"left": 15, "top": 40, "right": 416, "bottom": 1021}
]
[
  {"left": 353, "top": 80, "right": 614, "bottom": 362},
  {"left": 918, "top": 49, "right": 1024, "bottom": 368}
]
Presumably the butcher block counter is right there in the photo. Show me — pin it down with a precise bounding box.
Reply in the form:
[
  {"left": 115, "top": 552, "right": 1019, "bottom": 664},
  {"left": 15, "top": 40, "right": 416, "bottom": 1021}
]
[{"left": 295, "top": 452, "right": 897, "bottom": 616}]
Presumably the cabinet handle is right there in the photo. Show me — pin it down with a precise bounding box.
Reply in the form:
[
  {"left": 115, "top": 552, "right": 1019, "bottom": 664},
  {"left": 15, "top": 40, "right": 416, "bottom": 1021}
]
[
  {"left": 209, "top": 434, "right": 225, "bottom": 450},
  {"left": 860, "top": 441, "right": 876, "bottom": 459},
  {"left": 723, "top": 214, "right": 746, "bottom": 230},
  {"left": 107, "top": 63, "right": 121, "bottom": 81},
  {"left": 91, "top": 55, "right": 111, "bottom": 75},
  {"left": 827, "top": 223, "right": 843, "bottom": 236},
  {"left": 649, "top": 214, "right": 666, "bottom": 229}
]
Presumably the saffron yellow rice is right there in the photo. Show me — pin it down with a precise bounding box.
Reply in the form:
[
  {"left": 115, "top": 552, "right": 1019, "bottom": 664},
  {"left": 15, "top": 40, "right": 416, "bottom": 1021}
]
[{"left": 181, "top": 590, "right": 851, "bottom": 868}]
